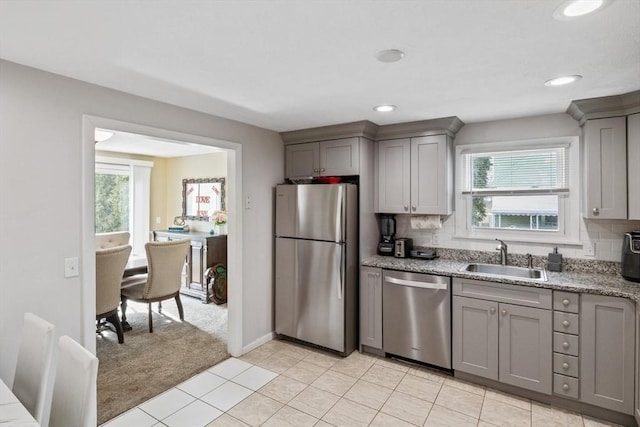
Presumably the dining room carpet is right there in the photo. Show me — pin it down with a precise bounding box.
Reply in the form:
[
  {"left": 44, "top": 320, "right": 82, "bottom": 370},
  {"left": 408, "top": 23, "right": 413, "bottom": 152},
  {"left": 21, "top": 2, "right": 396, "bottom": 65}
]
[{"left": 96, "top": 294, "right": 229, "bottom": 425}]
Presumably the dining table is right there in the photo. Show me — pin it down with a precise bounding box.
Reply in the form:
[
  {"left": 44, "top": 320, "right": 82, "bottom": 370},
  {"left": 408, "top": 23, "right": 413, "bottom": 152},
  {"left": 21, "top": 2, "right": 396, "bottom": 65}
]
[{"left": 0, "top": 378, "right": 40, "bottom": 426}]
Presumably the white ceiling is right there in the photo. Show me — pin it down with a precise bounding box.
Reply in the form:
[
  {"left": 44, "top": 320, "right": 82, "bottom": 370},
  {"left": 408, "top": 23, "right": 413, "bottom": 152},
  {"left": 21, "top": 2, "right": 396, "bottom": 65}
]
[
  {"left": 1, "top": 0, "right": 638, "bottom": 133},
  {"left": 95, "top": 129, "right": 224, "bottom": 157}
]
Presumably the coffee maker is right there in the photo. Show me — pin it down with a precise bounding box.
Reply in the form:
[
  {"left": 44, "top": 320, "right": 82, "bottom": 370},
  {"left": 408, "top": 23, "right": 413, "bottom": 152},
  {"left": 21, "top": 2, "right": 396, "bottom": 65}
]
[{"left": 378, "top": 215, "right": 396, "bottom": 256}]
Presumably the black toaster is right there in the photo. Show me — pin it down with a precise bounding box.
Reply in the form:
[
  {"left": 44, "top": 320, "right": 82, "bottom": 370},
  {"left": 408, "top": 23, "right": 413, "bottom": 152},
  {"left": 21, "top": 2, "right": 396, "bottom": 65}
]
[{"left": 621, "top": 231, "right": 640, "bottom": 282}]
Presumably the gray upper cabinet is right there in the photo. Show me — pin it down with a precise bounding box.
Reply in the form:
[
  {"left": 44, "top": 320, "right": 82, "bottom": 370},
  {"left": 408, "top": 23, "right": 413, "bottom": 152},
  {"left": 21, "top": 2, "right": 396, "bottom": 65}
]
[
  {"left": 376, "top": 138, "right": 411, "bottom": 213},
  {"left": 581, "top": 294, "right": 636, "bottom": 415},
  {"left": 628, "top": 113, "right": 640, "bottom": 220},
  {"left": 583, "top": 117, "right": 628, "bottom": 219},
  {"left": 359, "top": 266, "right": 383, "bottom": 350},
  {"left": 285, "top": 137, "right": 359, "bottom": 178},
  {"left": 453, "top": 279, "right": 552, "bottom": 395},
  {"left": 377, "top": 134, "right": 453, "bottom": 214}
]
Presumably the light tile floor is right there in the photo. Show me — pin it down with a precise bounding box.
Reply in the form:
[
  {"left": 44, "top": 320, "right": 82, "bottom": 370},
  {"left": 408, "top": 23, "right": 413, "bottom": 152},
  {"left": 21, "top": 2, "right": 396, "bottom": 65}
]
[{"left": 102, "top": 339, "right": 624, "bottom": 427}]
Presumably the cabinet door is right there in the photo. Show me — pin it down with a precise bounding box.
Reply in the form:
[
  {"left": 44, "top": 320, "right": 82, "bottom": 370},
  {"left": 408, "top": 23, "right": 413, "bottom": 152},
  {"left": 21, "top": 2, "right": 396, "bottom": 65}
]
[
  {"left": 320, "top": 138, "right": 360, "bottom": 176},
  {"left": 628, "top": 113, "right": 640, "bottom": 220},
  {"left": 635, "top": 307, "right": 640, "bottom": 424},
  {"left": 583, "top": 117, "right": 627, "bottom": 219},
  {"left": 359, "top": 267, "right": 382, "bottom": 350},
  {"left": 581, "top": 294, "right": 635, "bottom": 414},
  {"left": 453, "top": 296, "right": 499, "bottom": 380},
  {"left": 498, "top": 303, "right": 552, "bottom": 394},
  {"left": 377, "top": 139, "right": 410, "bottom": 213},
  {"left": 285, "top": 142, "right": 319, "bottom": 178},
  {"left": 410, "top": 135, "right": 452, "bottom": 215}
]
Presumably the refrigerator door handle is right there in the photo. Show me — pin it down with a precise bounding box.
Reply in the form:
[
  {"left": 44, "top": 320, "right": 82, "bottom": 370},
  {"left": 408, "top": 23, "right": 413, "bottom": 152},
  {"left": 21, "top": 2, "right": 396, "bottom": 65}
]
[{"left": 337, "top": 246, "right": 343, "bottom": 300}]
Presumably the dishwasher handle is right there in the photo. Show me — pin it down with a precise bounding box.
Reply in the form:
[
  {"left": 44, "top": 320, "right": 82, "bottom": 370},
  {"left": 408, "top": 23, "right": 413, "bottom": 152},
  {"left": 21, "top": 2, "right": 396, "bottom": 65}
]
[{"left": 384, "top": 276, "right": 448, "bottom": 290}]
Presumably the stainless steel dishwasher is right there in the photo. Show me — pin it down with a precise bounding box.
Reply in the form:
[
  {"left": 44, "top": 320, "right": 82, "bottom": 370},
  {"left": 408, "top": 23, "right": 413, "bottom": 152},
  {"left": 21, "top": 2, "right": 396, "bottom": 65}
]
[{"left": 382, "top": 270, "right": 451, "bottom": 369}]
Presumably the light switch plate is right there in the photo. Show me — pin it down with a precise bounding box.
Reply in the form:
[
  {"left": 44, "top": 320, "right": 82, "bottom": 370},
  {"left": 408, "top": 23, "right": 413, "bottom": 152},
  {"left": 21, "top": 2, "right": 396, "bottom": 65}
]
[
  {"left": 584, "top": 242, "right": 596, "bottom": 257},
  {"left": 64, "top": 257, "right": 79, "bottom": 278}
]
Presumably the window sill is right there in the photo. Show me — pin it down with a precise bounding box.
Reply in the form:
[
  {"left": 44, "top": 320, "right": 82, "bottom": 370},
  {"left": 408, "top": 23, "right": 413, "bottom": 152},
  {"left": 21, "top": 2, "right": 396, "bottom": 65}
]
[{"left": 452, "top": 233, "right": 583, "bottom": 247}]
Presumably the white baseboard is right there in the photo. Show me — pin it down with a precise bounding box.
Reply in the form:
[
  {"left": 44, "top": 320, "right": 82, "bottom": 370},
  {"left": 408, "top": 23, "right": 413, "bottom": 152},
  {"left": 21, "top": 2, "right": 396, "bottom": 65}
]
[{"left": 241, "top": 331, "right": 276, "bottom": 355}]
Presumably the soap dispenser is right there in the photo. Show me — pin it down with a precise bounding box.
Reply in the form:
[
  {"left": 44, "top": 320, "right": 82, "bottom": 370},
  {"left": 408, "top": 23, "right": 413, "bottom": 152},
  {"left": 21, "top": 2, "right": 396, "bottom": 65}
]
[{"left": 547, "top": 247, "right": 563, "bottom": 272}]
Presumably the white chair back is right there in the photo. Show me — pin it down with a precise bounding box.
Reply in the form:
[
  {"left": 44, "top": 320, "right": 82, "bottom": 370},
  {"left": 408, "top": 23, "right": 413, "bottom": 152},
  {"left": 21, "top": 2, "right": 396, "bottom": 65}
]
[
  {"left": 49, "top": 336, "right": 99, "bottom": 427},
  {"left": 12, "top": 312, "right": 55, "bottom": 424}
]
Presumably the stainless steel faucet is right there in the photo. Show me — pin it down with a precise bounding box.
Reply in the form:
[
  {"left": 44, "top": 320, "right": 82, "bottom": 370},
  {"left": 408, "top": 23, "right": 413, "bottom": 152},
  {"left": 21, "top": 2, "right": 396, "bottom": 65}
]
[{"left": 496, "top": 239, "right": 508, "bottom": 265}]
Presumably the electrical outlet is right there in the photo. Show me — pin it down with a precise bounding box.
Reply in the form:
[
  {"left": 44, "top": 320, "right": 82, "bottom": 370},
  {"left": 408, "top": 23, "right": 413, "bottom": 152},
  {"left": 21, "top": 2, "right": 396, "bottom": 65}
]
[
  {"left": 155, "top": 216, "right": 161, "bottom": 224},
  {"left": 64, "top": 257, "right": 79, "bottom": 278},
  {"left": 245, "top": 196, "right": 252, "bottom": 210},
  {"left": 584, "top": 241, "right": 596, "bottom": 257},
  {"left": 432, "top": 233, "right": 440, "bottom": 246}
]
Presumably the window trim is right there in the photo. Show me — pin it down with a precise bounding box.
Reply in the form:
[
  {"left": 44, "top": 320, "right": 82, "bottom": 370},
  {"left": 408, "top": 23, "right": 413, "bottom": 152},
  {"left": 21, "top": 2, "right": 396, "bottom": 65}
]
[{"left": 454, "top": 136, "right": 581, "bottom": 245}]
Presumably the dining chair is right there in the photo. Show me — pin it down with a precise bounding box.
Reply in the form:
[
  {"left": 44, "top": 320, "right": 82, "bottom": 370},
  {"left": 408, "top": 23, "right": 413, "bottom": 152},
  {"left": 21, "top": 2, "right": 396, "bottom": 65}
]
[
  {"left": 11, "top": 312, "right": 55, "bottom": 424},
  {"left": 49, "top": 336, "right": 99, "bottom": 427},
  {"left": 121, "top": 239, "right": 190, "bottom": 333},
  {"left": 95, "top": 231, "right": 130, "bottom": 249},
  {"left": 96, "top": 244, "right": 132, "bottom": 343}
]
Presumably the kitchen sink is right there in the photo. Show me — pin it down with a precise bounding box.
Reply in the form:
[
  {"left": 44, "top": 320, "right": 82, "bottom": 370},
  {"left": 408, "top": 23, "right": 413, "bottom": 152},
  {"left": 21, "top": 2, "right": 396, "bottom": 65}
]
[{"left": 461, "top": 263, "right": 548, "bottom": 282}]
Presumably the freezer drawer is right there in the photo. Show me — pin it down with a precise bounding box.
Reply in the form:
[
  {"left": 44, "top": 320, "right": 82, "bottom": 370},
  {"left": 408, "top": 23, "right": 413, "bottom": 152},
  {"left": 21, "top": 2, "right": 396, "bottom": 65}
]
[
  {"left": 275, "top": 237, "right": 346, "bottom": 352},
  {"left": 383, "top": 270, "right": 452, "bottom": 369}
]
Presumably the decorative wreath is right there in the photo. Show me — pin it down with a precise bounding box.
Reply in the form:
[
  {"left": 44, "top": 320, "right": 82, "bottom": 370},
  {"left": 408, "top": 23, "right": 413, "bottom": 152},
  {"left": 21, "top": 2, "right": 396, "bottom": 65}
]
[{"left": 206, "top": 263, "right": 227, "bottom": 305}]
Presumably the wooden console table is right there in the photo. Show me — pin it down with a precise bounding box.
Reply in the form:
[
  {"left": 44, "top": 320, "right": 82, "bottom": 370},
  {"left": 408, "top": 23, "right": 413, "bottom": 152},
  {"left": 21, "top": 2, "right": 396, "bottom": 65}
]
[{"left": 153, "top": 230, "right": 227, "bottom": 303}]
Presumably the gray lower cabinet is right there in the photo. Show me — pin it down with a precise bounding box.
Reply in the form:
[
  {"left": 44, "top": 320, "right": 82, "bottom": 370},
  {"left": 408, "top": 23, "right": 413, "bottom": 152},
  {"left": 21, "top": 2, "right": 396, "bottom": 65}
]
[
  {"left": 359, "top": 266, "right": 382, "bottom": 350},
  {"left": 453, "top": 295, "right": 552, "bottom": 394},
  {"left": 635, "top": 307, "right": 640, "bottom": 424},
  {"left": 581, "top": 294, "right": 636, "bottom": 415}
]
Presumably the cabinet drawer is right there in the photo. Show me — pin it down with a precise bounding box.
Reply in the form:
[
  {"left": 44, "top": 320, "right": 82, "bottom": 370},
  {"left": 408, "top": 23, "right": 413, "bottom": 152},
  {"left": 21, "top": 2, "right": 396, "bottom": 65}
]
[
  {"left": 553, "top": 291, "right": 579, "bottom": 313},
  {"left": 553, "top": 353, "right": 579, "bottom": 378},
  {"left": 453, "top": 278, "right": 552, "bottom": 309},
  {"left": 553, "top": 332, "right": 579, "bottom": 356},
  {"left": 553, "top": 312, "right": 579, "bottom": 335},
  {"left": 554, "top": 374, "right": 579, "bottom": 399}
]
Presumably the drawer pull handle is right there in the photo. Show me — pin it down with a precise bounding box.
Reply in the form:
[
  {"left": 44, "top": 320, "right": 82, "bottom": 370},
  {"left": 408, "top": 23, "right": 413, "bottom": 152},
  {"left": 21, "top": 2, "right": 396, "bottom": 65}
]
[
  {"left": 593, "top": 207, "right": 600, "bottom": 216},
  {"left": 562, "top": 320, "right": 570, "bottom": 327},
  {"left": 562, "top": 342, "right": 570, "bottom": 349},
  {"left": 562, "top": 362, "right": 570, "bottom": 370},
  {"left": 501, "top": 309, "right": 507, "bottom": 316},
  {"left": 404, "top": 206, "right": 409, "bottom": 211},
  {"left": 562, "top": 299, "right": 570, "bottom": 306},
  {"left": 490, "top": 307, "right": 496, "bottom": 314},
  {"left": 563, "top": 383, "right": 570, "bottom": 391},
  {"left": 412, "top": 205, "right": 417, "bottom": 211}
]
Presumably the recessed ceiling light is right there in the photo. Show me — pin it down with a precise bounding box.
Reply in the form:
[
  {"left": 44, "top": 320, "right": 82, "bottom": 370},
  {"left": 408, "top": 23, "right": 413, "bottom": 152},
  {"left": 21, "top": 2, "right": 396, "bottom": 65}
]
[
  {"left": 553, "top": 0, "right": 608, "bottom": 20},
  {"left": 544, "top": 75, "right": 583, "bottom": 87},
  {"left": 374, "top": 105, "right": 397, "bottom": 113},
  {"left": 376, "top": 49, "right": 405, "bottom": 63}
]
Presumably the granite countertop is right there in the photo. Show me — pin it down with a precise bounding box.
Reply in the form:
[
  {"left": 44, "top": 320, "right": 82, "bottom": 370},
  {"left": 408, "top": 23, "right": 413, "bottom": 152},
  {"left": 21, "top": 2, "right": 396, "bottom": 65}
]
[{"left": 361, "top": 255, "right": 640, "bottom": 304}]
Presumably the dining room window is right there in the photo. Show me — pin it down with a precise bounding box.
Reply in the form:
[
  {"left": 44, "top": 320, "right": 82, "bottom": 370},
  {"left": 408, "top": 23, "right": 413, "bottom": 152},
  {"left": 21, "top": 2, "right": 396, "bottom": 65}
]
[{"left": 95, "top": 157, "right": 153, "bottom": 256}]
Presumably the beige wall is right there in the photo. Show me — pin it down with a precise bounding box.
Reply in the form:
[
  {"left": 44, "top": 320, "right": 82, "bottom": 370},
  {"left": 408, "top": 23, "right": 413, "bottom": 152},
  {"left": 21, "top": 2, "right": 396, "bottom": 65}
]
[{"left": 165, "top": 152, "right": 227, "bottom": 232}]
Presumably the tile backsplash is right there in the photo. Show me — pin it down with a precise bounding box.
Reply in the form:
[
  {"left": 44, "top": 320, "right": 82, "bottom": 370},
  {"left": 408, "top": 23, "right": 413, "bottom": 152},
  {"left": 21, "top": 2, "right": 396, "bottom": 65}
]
[{"left": 394, "top": 215, "right": 640, "bottom": 263}]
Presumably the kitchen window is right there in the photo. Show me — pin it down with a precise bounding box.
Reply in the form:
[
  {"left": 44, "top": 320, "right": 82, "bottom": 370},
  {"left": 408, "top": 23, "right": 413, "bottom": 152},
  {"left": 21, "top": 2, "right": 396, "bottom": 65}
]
[{"left": 455, "top": 137, "right": 580, "bottom": 244}]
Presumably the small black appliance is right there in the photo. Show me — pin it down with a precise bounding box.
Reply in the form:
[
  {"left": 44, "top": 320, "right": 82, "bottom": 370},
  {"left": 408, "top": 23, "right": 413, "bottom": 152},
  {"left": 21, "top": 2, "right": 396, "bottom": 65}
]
[
  {"left": 621, "top": 231, "right": 640, "bottom": 282},
  {"left": 378, "top": 215, "right": 396, "bottom": 256}
]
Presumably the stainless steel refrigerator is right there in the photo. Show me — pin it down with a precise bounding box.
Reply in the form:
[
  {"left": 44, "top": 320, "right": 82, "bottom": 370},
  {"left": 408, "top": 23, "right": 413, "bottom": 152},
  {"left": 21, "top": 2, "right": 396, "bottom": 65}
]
[{"left": 275, "top": 183, "right": 358, "bottom": 356}]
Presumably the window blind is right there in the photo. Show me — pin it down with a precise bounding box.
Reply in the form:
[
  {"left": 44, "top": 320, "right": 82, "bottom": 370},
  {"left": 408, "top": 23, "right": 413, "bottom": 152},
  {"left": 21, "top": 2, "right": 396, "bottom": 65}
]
[{"left": 462, "top": 146, "right": 569, "bottom": 195}]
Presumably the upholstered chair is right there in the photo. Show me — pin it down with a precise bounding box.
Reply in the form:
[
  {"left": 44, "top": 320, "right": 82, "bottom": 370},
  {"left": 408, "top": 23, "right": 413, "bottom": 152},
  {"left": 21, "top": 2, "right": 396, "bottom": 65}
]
[
  {"left": 49, "top": 336, "right": 99, "bottom": 427},
  {"left": 96, "top": 244, "right": 132, "bottom": 343},
  {"left": 12, "top": 312, "right": 55, "bottom": 424},
  {"left": 95, "top": 231, "right": 130, "bottom": 250},
  {"left": 120, "top": 239, "right": 190, "bottom": 333}
]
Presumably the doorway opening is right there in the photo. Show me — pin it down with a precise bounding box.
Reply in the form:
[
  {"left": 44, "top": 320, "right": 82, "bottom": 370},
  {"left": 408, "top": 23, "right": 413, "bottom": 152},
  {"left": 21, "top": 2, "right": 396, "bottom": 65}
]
[{"left": 81, "top": 116, "right": 244, "bottom": 357}]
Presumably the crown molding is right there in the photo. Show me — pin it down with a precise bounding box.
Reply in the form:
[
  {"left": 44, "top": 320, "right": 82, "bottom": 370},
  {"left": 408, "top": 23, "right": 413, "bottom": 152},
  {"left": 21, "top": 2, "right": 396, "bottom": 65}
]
[
  {"left": 567, "top": 90, "right": 640, "bottom": 125},
  {"left": 280, "top": 120, "right": 378, "bottom": 144},
  {"left": 375, "top": 116, "right": 464, "bottom": 140}
]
